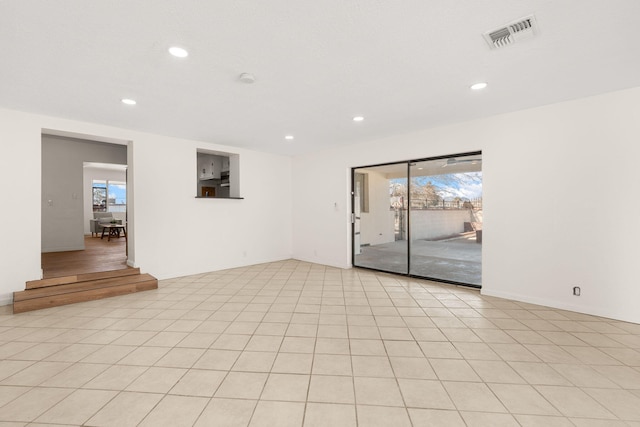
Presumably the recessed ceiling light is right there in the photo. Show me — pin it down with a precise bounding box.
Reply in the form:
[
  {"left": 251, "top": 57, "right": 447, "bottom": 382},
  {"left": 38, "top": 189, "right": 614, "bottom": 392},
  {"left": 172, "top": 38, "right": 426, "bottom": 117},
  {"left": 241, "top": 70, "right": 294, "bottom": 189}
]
[
  {"left": 285, "top": 135, "right": 294, "bottom": 140},
  {"left": 470, "top": 82, "right": 488, "bottom": 90},
  {"left": 121, "top": 98, "right": 136, "bottom": 105},
  {"left": 169, "top": 46, "right": 189, "bottom": 58},
  {"left": 353, "top": 116, "right": 365, "bottom": 122}
]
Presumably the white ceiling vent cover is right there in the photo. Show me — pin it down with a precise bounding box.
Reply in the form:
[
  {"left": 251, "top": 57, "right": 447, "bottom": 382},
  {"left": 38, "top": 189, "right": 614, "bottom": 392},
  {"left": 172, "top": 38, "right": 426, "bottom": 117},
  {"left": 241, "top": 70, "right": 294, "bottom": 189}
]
[{"left": 483, "top": 15, "right": 538, "bottom": 49}]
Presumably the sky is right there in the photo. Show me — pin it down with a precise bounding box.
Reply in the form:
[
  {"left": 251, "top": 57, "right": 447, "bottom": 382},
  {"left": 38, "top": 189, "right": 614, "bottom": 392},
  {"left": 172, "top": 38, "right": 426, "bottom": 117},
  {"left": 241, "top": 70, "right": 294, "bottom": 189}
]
[
  {"left": 94, "top": 181, "right": 126, "bottom": 205},
  {"left": 429, "top": 173, "right": 482, "bottom": 200},
  {"left": 392, "top": 172, "right": 482, "bottom": 200},
  {"left": 108, "top": 183, "right": 126, "bottom": 204}
]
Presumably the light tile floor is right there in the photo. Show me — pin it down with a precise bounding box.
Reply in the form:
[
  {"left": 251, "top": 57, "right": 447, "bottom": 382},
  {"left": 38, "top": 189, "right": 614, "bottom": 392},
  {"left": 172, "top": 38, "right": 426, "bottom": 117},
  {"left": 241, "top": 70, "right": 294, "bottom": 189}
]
[{"left": 1, "top": 260, "right": 640, "bottom": 426}]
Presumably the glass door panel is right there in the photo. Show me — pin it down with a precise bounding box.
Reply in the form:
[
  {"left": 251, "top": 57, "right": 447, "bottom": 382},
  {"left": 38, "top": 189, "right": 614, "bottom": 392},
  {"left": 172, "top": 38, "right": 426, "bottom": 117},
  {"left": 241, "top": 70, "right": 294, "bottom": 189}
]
[
  {"left": 353, "top": 163, "right": 408, "bottom": 275},
  {"left": 408, "top": 154, "right": 482, "bottom": 286}
]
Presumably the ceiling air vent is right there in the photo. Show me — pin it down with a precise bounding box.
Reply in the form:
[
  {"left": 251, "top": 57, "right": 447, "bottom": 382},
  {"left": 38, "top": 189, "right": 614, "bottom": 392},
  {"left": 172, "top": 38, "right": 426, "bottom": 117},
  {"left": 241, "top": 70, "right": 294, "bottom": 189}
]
[{"left": 483, "top": 15, "right": 538, "bottom": 49}]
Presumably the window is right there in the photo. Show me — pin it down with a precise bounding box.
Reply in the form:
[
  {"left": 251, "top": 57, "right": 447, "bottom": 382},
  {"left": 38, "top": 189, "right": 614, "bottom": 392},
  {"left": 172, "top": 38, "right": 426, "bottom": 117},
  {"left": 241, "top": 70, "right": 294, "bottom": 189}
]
[
  {"left": 92, "top": 180, "right": 107, "bottom": 212},
  {"left": 92, "top": 179, "right": 126, "bottom": 212}
]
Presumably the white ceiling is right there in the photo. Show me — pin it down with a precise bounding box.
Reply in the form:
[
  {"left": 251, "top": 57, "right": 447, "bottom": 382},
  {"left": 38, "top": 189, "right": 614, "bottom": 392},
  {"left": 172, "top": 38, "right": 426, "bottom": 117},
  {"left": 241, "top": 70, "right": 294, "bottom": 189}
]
[{"left": 2, "top": 1, "right": 639, "bottom": 156}]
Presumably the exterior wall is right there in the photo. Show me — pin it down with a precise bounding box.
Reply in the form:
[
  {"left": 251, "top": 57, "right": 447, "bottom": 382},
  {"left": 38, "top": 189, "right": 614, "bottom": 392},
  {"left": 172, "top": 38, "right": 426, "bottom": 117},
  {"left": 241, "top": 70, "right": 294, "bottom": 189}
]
[
  {"left": 359, "top": 170, "right": 395, "bottom": 246},
  {"left": 0, "top": 109, "right": 293, "bottom": 305},
  {"left": 408, "top": 209, "right": 473, "bottom": 241},
  {"left": 292, "top": 86, "right": 640, "bottom": 324}
]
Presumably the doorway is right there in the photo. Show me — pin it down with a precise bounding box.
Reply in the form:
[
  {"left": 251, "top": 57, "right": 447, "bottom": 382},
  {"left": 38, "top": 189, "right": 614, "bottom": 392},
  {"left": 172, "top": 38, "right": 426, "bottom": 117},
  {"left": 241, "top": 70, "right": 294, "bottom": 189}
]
[
  {"left": 41, "top": 133, "right": 131, "bottom": 278},
  {"left": 352, "top": 152, "right": 482, "bottom": 287}
]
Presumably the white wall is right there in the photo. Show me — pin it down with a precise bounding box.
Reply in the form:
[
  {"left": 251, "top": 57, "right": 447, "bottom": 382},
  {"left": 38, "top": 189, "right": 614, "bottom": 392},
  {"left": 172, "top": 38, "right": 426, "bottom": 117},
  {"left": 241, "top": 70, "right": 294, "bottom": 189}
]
[
  {"left": 131, "top": 134, "right": 292, "bottom": 279},
  {"left": 3, "top": 87, "right": 640, "bottom": 324},
  {"left": 292, "top": 87, "right": 640, "bottom": 324},
  {"left": 0, "top": 108, "right": 293, "bottom": 305},
  {"left": 83, "top": 166, "right": 127, "bottom": 234},
  {"left": 359, "top": 170, "right": 395, "bottom": 246},
  {"left": 0, "top": 112, "right": 42, "bottom": 306}
]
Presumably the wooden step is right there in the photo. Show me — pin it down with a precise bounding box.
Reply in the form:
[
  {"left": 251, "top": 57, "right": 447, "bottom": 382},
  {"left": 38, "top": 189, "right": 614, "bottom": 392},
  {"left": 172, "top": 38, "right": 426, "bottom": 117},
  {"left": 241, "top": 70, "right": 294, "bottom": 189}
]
[
  {"left": 14, "top": 273, "right": 157, "bottom": 314},
  {"left": 26, "top": 268, "right": 140, "bottom": 289},
  {"left": 16, "top": 273, "right": 156, "bottom": 301}
]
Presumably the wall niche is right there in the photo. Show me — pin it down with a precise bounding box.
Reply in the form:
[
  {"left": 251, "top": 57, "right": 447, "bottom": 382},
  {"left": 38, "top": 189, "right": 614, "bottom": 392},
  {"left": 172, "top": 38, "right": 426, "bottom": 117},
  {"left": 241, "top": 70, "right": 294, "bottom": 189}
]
[{"left": 196, "top": 149, "right": 241, "bottom": 199}]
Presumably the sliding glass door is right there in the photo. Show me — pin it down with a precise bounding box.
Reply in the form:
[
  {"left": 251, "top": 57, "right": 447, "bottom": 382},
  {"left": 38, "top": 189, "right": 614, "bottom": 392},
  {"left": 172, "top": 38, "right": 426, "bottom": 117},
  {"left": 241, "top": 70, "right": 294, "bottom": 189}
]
[{"left": 352, "top": 152, "right": 482, "bottom": 287}]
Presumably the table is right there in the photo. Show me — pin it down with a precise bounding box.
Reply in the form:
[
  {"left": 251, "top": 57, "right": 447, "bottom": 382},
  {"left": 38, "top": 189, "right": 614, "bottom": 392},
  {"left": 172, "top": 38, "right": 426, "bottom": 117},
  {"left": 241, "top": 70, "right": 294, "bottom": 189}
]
[{"left": 100, "top": 224, "right": 127, "bottom": 241}]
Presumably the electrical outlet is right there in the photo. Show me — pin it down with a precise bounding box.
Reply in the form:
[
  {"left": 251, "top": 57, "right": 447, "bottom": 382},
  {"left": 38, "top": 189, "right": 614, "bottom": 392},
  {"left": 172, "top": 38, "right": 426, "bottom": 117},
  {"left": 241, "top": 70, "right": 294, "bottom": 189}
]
[{"left": 573, "top": 286, "right": 581, "bottom": 296}]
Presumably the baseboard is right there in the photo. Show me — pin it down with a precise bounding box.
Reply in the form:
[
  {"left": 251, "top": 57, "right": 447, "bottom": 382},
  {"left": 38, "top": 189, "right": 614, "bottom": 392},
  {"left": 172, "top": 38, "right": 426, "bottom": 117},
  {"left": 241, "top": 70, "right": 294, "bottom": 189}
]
[
  {"left": 126, "top": 259, "right": 136, "bottom": 268},
  {"left": 0, "top": 294, "right": 13, "bottom": 307},
  {"left": 151, "top": 256, "right": 295, "bottom": 281},
  {"left": 480, "top": 288, "right": 638, "bottom": 324},
  {"left": 42, "top": 245, "right": 84, "bottom": 253},
  {"left": 291, "top": 256, "right": 350, "bottom": 270}
]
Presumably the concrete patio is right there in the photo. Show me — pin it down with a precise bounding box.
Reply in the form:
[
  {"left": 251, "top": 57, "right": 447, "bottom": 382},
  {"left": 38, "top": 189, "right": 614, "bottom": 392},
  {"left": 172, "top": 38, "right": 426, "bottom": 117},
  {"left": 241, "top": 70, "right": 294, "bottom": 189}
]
[{"left": 354, "top": 234, "right": 481, "bottom": 286}]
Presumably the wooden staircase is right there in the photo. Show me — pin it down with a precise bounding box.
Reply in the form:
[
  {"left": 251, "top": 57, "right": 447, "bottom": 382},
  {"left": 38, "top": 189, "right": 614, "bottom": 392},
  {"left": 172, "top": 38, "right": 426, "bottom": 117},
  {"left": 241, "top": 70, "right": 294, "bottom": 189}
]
[{"left": 13, "top": 268, "right": 158, "bottom": 313}]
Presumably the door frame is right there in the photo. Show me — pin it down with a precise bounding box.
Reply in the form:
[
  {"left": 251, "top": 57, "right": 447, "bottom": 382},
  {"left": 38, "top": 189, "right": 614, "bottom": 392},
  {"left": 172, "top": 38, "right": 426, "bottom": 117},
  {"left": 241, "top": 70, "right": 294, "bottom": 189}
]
[
  {"left": 351, "top": 150, "right": 482, "bottom": 288},
  {"left": 40, "top": 129, "right": 135, "bottom": 277}
]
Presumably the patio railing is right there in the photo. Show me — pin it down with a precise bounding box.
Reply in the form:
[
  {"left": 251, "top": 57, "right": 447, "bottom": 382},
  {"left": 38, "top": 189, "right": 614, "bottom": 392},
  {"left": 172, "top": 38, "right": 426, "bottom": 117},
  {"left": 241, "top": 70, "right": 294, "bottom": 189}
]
[{"left": 393, "top": 197, "right": 482, "bottom": 210}]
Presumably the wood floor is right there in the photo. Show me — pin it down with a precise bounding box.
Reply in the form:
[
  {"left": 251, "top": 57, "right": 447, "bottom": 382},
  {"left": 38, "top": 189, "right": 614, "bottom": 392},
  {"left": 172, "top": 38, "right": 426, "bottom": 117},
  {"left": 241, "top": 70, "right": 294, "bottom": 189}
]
[
  {"left": 17, "top": 234, "right": 156, "bottom": 314},
  {"left": 41, "top": 235, "right": 129, "bottom": 279}
]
